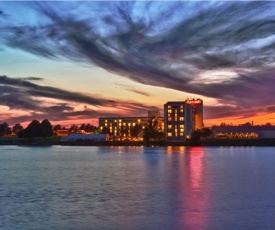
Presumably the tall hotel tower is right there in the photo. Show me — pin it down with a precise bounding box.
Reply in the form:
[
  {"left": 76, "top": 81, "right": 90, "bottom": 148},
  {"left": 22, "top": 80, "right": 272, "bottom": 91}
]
[{"left": 164, "top": 99, "right": 203, "bottom": 142}]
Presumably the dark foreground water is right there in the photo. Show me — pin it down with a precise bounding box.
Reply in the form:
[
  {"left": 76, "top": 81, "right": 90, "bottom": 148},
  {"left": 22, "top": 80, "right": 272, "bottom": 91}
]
[{"left": 1, "top": 146, "right": 275, "bottom": 230}]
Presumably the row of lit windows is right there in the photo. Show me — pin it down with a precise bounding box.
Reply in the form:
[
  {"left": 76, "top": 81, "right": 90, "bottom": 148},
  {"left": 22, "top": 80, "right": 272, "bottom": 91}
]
[
  {"left": 167, "top": 125, "right": 184, "bottom": 129},
  {"left": 167, "top": 109, "right": 184, "bottom": 114},
  {"left": 104, "top": 119, "right": 142, "bottom": 123},
  {"left": 167, "top": 132, "right": 184, "bottom": 137},
  {"left": 167, "top": 105, "right": 184, "bottom": 109},
  {"left": 167, "top": 117, "right": 184, "bottom": 121}
]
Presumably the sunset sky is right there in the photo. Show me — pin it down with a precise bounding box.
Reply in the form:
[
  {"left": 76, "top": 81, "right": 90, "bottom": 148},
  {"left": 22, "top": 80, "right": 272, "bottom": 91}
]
[{"left": 1, "top": 1, "right": 275, "bottom": 127}]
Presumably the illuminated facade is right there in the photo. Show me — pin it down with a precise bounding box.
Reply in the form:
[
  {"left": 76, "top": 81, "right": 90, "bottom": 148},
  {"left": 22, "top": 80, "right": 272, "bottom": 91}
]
[
  {"left": 99, "top": 111, "right": 164, "bottom": 138},
  {"left": 164, "top": 99, "right": 203, "bottom": 142},
  {"left": 186, "top": 99, "right": 203, "bottom": 130}
]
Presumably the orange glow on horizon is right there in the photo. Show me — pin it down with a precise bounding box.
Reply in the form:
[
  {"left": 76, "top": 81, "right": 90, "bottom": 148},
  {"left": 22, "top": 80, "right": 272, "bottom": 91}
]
[{"left": 204, "top": 112, "right": 275, "bottom": 127}]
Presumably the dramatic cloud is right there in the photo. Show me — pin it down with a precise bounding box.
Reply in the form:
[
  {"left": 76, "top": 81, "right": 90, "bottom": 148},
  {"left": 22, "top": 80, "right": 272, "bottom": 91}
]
[
  {"left": 1, "top": 1, "right": 275, "bottom": 120},
  {"left": 0, "top": 75, "right": 158, "bottom": 124}
]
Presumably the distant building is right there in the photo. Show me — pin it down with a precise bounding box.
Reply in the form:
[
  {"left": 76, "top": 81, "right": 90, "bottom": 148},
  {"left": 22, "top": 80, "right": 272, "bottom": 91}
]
[
  {"left": 212, "top": 126, "right": 275, "bottom": 139},
  {"left": 164, "top": 99, "right": 203, "bottom": 142},
  {"left": 99, "top": 110, "right": 164, "bottom": 138},
  {"left": 54, "top": 130, "right": 69, "bottom": 136}
]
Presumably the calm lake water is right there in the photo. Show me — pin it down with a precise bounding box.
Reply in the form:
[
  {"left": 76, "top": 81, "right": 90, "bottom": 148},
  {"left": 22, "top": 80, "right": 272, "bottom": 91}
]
[{"left": 1, "top": 146, "right": 275, "bottom": 230}]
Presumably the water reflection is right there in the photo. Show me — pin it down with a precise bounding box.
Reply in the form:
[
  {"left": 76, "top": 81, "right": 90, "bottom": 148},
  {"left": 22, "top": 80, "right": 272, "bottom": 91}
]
[
  {"left": 180, "top": 147, "right": 209, "bottom": 230},
  {"left": 142, "top": 146, "right": 209, "bottom": 229}
]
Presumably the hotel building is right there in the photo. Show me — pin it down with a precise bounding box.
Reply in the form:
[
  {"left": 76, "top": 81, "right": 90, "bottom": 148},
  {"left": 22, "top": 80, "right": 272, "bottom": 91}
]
[
  {"left": 164, "top": 99, "right": 203, "bottom": 142},
  {"left": 99, "top": 111, "right": 164, "bottom": 138}
]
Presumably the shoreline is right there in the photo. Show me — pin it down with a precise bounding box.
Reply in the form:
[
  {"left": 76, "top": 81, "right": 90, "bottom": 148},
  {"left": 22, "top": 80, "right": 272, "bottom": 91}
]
[{"left": 1, "top": 138, "right": 275, "bottom": 147}]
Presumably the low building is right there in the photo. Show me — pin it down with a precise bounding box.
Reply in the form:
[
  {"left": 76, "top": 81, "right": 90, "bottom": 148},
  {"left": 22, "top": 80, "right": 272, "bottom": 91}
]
[
  {"left": 54, "top": 130, "right": 69, "bottom": 136},
  {"left": 212, "top": 126, "right": 275, "bottom": 139},
  {"left": 61, "top": 134, "right": 110, "bottom": 142},
  {"left": 99, "top": 110, "right": 164, "bottom": 139}
]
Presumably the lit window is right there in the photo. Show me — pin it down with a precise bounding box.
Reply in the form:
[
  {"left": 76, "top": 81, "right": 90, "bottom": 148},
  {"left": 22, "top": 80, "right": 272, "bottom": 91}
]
[
  {"left": 168, "top": 132, "right": 172, "bottom": 137},
  {"left": 180, "top": 109, "right": 184, "bottom": 112},
  {"left": 105, "top": 120, "right": 107, "bottom": 122},
  {"left": 119, "top": 123, "right": 121, "bottom": 127},
  {"left": 133, "top": 123, "right": 135, "bottom": 126},
  {"left": 119, "top": 119, "right": 122, "bottom": 122},
  {"left": 168, "top": 125, "right": 172, "bottom": 129},
  {"left": 180, "top": 125, "right": 184, "bottom": 128},
  {"left": 180, "top": 117, "right": 184, "bottom": 121},
  {"left": 180, "top": 133, "right": 184, "bottom": 136},
  {"left": 128, "top": 123, "right": 131, "bottom": 126},
  {"left": 168, "top": 106, "right": 171, "bottom": 109},
  {"left": 180, "top": 105, "right": 183, "bottom": 108},
  {"left": 180, "top": 129, "right": 184, "bottom": 132},
  {"left": 168, "top": 117, "right": 172, "bottom": 121},
  {"left": 114, "top": 120, "right": 117, "bottom": 122},
  {"left": 168, "top": 109, "right": 172, "bottom": 113},
  {"left": 138, "top": 119, "right": 141, "bottom": 122},
  {"left": 123, "top": 123, "right": 126, "bottom": 126}
]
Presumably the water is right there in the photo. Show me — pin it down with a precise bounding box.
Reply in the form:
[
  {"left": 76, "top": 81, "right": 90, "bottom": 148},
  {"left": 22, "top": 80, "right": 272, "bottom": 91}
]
[{"left": 0, "top": 146, "right": 275, "bottom": 230}]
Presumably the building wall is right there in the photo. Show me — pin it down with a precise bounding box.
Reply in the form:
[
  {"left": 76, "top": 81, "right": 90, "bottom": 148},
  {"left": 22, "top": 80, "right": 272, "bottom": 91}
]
[
  {"left": 99, "top": 116, "right": 164, "bottom": 138},
  {"left": 186, "top": 99, "right": 203, "bottom": 130},
  {"left": 164, "top": 102, "right": 187, "bottom": 141}
]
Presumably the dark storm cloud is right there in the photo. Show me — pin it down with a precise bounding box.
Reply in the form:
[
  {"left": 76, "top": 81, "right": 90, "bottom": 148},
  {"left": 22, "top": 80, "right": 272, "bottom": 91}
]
[
  {"left": 1, "top": 1, "right": 275, "bottom": 118},
  {"left": 0, "top": 75, "right": 116, "bottom": 107},
  {"left": 0, "top": 75, "right": 156, "bottom": 123}
]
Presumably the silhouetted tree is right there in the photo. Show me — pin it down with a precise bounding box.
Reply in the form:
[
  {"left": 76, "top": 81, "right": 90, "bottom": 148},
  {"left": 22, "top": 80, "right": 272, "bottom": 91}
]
[
  {"left": 41, "top": 119, "right": 53, "bottom": 138},
  {"left": 143, "top": 117, "right": 165, "bottom": 142},
  {"left": 200, "top": 128, "right": 212, "bottom": 139},
  {"left": 53, "top": 125, "right": 62, "bottom": 130},
  {"left": 17, "top": 119, "right": 53, "bottom": 138},
  {"left": 84, "top": 124, "right": 97, "bottom": 133},
  {"left": 12, "top": 123, "right": 24, "bottom": 135},
  {"left": 80, "top": 123, "right": 86, "bottom": 130},
  {"left": 18, "top": 120, "right": 41, "bottom": 138},
  {"left": 130, "top": 124, "right": 143, "bottom": 138},
  {"left": 191, "top": 130, "right": 201, "bottom": 145},
  {"left": 0, "top": 122, "right": 9, "bottom": 136},
  {"left": 265, "top": 122, "right": 272, "bottom": 126},
  {"left": 242, "top": 122, "right": 252, "bottom": 126},
  {"left": 69, "top": 124, "right": 78, "bottom": 133}
]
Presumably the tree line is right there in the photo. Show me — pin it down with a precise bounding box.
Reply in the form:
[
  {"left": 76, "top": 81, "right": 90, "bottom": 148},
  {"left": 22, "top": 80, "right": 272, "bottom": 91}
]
[
  {"left": 0, "top": 120, "right": 100, "bottom": 138},
  {"left": 0, "top": 120, "right": 53, "bottom": 138}
]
